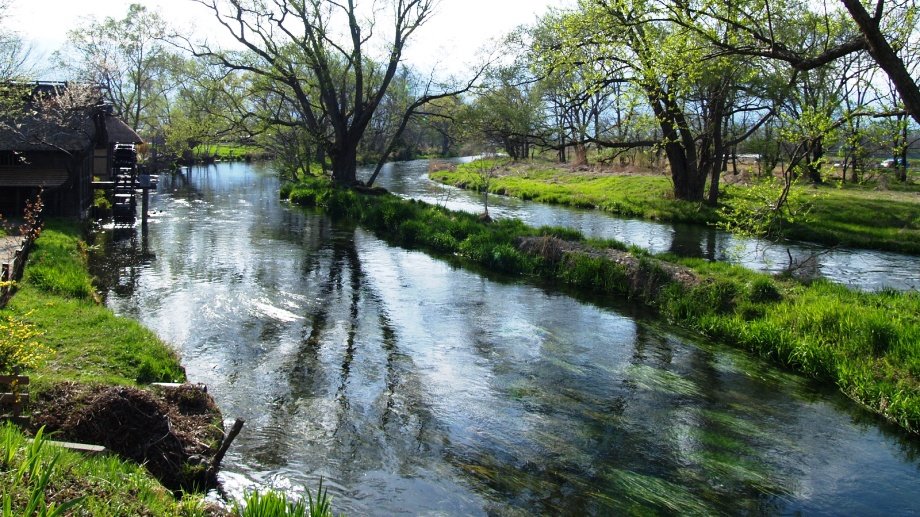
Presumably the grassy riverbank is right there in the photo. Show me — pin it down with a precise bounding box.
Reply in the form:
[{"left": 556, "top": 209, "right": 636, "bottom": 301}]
[
  {"left": 4, "top": 221, "right": 185, "bottom": 387},
  {"left": 430, "top": 159, "right": 920, "bottom": 254},
  {"left": 2, "top": 221, "right": 337, "bottom": 516},
  {"left": 193, "top": 143, "right": 266, "bottom": 161},
  {"left": 284, "top": 178, "right": 920, "bottom": 435},
  {"left": 0, "top": 221, "right": 208, "bottom": 513}
]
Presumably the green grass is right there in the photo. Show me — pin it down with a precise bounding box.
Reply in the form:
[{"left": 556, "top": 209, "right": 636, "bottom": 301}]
[
  {"left": 432, "top": 159, "right": 920, "bottom": 254},
  {"left": 783, "top": 184, "right": 920, "bottom": 253},
  {"left": 432, "top": 160, "right": 715, "bottom": 224},
  {"left": 2, "top": 220, "right": 185, "bottom": 387},
  {"left": 193, "top": 143, "right": 266, "bottom": 161},
  {"left": 1, "top": 423, "right": 211, "bottom": 516},
  {"left": 285, "top": 177, "right": 920, "bottom": 435}
]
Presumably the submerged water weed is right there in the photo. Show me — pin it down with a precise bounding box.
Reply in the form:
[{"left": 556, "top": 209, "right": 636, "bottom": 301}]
[
  {"left": 626, "top": 364, "right": 702, "bottom": 398},
  {"left": 603, "top": 468, "right": 711, "bottom": 515},
  {"left": 688, "top": 449, "right": 778, "bottom": 495}
]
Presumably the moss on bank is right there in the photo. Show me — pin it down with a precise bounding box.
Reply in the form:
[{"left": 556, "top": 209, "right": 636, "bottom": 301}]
[
  {"left": 430, "top": 160, "right": 920, "bottom": 254},
  {"left": 284, "top": 178, "right": 920, "bottom": 435}
]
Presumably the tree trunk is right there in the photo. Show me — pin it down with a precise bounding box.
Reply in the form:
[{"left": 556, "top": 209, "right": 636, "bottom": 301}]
[
  {"left": 667, "top": 142, "right": 705, "bottom": 201},
  {"left": 842, "top": 0, "right": 920, "bottom": 125},
  {"left": 898, "top": 114, "right": 909, "bottom": 182},
  {"left": 805, "top": 139, "right": 825, "bottom": 183},
  {"left": 440, "top": 133, "right": 451, "bottom": 156},
  {"left": 331, "top": 144, "right": 358, "bottom": 185},
  {"left": 572, "top": 143, "right": 588, "bottom": 166}
]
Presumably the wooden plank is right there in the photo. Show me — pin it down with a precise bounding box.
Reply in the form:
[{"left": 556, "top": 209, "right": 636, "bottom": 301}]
[
  {"left": 151, "top": 382, "right": 207, "bottom": 393},
  {"left": 0, "top": 375, "right": 29, "bottom": 386},
  {"left": 0, "top": 393, "right": 29, "bottom": 405},
  {"left": 0, "top": 415, "right": 30, "bottom": 426},
  {"left": 27, "top": 439, "right": 107, "bottom": 456}
]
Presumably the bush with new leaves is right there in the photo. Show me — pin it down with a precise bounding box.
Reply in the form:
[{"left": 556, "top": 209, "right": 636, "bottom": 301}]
[{"left": 0, "top": 314, "right": 52, "bottom": 374}]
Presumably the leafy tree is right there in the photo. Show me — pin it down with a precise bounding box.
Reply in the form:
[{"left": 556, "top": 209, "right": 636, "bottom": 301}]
[
  {"left": 672, "top": 0, "right": 920, "bottom": 124},
  {"left": 0, "top": 1, "right": 32, "bottom": 81},
  {"left": 162, "top": 59, "right": 248, "bottom": 161},
  {"left": 467, "top": 65, "right": 543, "bottom": 161},
  {"left": 58, "top": 3, "right": 175, "bottom": 134},
  {"left": 550, "top": 0, "right": 775, "bottom": 202},
  {"left": 414, "top": 95, "right": 467, "bottom": 157},
  {"left": 189, "top": 0, "right": 474, "bottom": 187}
]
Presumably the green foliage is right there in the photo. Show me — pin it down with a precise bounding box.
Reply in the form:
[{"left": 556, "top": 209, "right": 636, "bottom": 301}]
[
  {"left": 718, "top": 179, "right": 817, "bottom": 239},
  {"left": 234, "top": 480, "right": 338, "bottom": 517},
  {"left": 1, "top": 427, "right": 84, "bottom": 517},
  {"left": 1, "top": 423, "right": 208, "bottom": 516},
  {"left": 2, "top": 222, "right": 185, "bottom": 386},
  {"left": 558, "top": 255, "right": 630, "bottom": 294},
  {"left": 465, "top": 67, "right": 543, "bottom": 161}
]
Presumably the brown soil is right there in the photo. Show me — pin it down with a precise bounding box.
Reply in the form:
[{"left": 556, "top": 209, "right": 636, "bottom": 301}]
[{"left": 30, "top": 382, "right": 224, "bottom": 491}]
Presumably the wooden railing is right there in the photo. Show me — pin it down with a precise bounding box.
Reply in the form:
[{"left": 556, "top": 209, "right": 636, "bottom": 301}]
[{"left": 0, "top": 375, "right": 30, "bottom": 426}]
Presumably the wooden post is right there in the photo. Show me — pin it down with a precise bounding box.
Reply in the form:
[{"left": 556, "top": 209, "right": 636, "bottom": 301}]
[
  {"left": 207, "top": 418, "right": 244, "bottom": 479},
  {"left": 141, "top": 188, "right": 149, "bottom": 226}
]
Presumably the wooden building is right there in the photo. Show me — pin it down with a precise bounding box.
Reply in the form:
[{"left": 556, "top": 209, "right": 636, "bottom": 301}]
[{"left": 0, "top": 82, "right": 142, "bottom": 219}]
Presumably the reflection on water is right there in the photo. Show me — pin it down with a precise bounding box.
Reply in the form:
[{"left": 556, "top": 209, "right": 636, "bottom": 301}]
[
  {"left": 372, "top": 160, "right": 918, "bottom": 292},
  {"left": 90, "top": 163, "right": 920, "bottom": 515}
]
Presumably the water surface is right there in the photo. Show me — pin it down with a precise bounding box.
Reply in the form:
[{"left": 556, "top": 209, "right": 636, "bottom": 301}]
[
  {"left": 374, "top": 159, "right": 919, "bottom": 291},
  {"left": 90, "top": 162, "right": 920, "bottom": 515}
]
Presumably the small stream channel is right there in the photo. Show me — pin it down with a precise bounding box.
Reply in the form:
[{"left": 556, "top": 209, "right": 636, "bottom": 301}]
[
  {"left": 89, "top": 162, "right": 920, "bottom": 515},
  {"left": 378, "top": 159, "right": 919, "bottom": 292}
]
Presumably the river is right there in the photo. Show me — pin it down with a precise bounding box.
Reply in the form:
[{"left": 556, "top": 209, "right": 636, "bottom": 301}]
[
  {"left": 89, "top": 161, "right": 920, "bottom": 515},
  {"left": 375, "top": 159, "right": 919, "bottom": 292}
]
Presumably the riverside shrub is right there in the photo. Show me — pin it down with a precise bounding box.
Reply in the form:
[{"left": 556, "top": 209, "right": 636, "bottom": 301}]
[{"left": 0, "top": 314, "right": 52, "bottom": 374}]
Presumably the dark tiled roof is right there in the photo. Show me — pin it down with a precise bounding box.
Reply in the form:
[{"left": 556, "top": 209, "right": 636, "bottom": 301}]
[{"left": 0, "top": 113, "right": 95, "bottom": 152}]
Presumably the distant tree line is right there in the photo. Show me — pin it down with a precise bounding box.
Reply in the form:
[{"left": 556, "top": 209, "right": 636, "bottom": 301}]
[
  {"left": 2, "top": 0, "right": 917, "bottom": 200},
  {"left": 464, "top": 0, "right": 920, "bottom": 205}
]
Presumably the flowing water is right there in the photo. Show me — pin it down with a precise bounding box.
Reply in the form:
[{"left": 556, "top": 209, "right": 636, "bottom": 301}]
[
  {"left": 90, "top": 162, "right": 920, "bottom": 515},
  {"left": 375, "top": 159, "right": 919, "bottom": 292}
]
